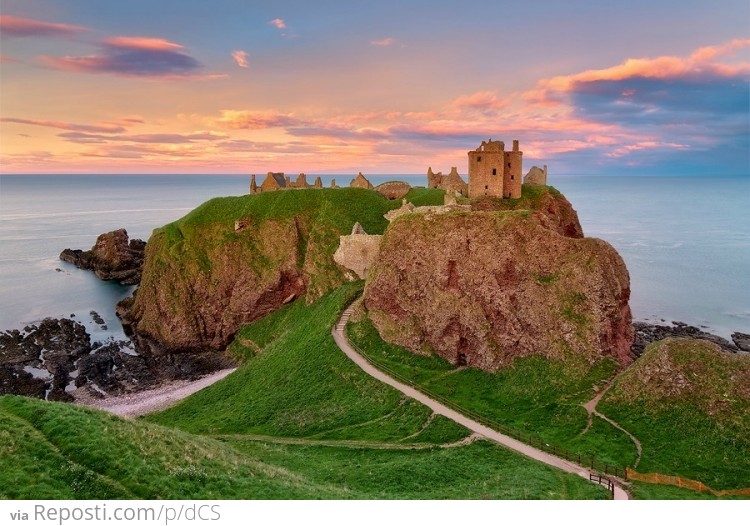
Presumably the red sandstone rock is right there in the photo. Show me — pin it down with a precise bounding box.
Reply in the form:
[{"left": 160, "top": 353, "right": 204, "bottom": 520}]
[
  {"left": 375, "top": 181, "right": 411, "bottom": 200},
  {"left": 364, "top": 212, "right": 634, "bottom": 371}
]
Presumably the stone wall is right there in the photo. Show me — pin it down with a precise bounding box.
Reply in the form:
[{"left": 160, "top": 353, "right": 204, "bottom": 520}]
[{"left": 333, "top": 223, "right": 382, "bottom": 279}]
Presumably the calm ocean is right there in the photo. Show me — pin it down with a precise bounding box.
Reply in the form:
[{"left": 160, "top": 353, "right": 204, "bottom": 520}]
[{"left": 0, "top": 174, "right": 748, "bottom": 340}]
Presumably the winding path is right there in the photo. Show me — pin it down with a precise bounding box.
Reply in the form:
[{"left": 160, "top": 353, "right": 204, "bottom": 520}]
[
  {"left": 582, "top": 381, "right": 643, "bottom": 469},
  {"left": 332, "top": 304, "right": 630, "bottom": 500}
]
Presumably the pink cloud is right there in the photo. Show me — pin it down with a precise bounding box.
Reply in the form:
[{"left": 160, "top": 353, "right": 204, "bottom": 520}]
[
  {"left": 370, "top": 37, "right": 396, "bottom": 47},
  {"left": 102, "top": 36, "right": 185, "bottom": 51},
  {"left": 268, "top": 18, "right": 286, "bottom": 29},
  {"left": 0, "top": 117, "right": 126, "bottom": 133},
  {"left": 0, "top": 55, "right": 19, "bottom": 63},
  {"left": 450, "top": 91, "right": 508, "bottom": 111},
  {"left": 526, "top": 38, "right": 750, "bottom": 104},
  {"left": 0, "top": 15, "right": 86, "bottom": 38},
  {"left": 231, "top": 50, "right": 250, "bottom": 68},
  {"left": 40, "top": 35, "right": 205, "bottom": 78}
]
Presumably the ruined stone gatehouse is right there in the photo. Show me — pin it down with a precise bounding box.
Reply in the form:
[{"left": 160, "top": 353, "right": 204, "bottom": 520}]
[{"left": 467, "top": 139, "right": 523, "bottom": 198}]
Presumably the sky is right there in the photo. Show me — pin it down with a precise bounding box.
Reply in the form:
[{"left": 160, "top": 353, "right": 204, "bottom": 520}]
[{"left": 1, "top": 0, "right": 748, "bottom": 175}]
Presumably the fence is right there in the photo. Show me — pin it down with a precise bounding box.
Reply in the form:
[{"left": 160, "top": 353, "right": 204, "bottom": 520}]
[
  {"left": 590, "top": 473, "right": 615, "bottom": 497},
  {"left": 344, "top": 324, "right": 628, "bottom": 480},
  {"left": 626, "top": 468, "right": 750, "bottom": 497}
]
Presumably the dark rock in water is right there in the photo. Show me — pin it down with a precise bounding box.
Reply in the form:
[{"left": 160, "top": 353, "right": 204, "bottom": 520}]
[
  {"left": 90, "top": 310, "right": 106, "bottom": 327},
  {"left": 732, "top": 332, "right": 750, "bottom": 353},
  {"left": 632, "top": 321, "right": 742, "bottom": 357},
  {"left": 0, "top": 317, "right": 159, "bottom": 401},
  {"left": 60, "top": 229, "right": 146, "bottom": 285}
]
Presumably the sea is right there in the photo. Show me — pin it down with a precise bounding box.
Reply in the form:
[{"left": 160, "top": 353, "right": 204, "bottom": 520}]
[{"left": 0, "top": 174, "right": 748, "bottom": 341}]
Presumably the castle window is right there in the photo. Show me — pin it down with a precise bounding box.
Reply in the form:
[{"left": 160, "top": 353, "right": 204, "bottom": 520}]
[
  {"left": 477, "top": 156, "right": 482, "bottom": 162},
  {"left": 511, "top": 175, "right": 514, "bottom": 180},
  {"left": 507, "top": 162, "right": 511, "bottom": 168},
  {"left": 484, "top": 185, "right": 488, "bottom": 190},
  {"left": 492, "top": 168, "right": 497, "bottom": 175}
]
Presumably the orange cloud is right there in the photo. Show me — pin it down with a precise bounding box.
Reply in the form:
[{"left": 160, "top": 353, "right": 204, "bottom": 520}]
[
  {"left": 269, "top": 18, "right": 286, "bottom": 29},
  {"left": 215, "top": 109, "right": 300, "bottom": 129}
]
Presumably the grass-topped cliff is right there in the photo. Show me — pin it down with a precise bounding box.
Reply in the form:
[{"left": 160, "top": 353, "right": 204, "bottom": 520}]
[{"left": 120, "top": 187, "right": 444, "bottom": 371}]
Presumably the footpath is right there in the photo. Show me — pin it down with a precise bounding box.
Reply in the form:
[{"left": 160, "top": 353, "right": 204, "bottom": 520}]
[{"left": 332, "top": 304, "right": 630, "bottom": 500}]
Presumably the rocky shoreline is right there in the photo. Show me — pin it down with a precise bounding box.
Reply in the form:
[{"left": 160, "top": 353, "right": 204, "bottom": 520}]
[
  {"left": 2, "top": 310, "right": 747, "bottom": 405},
  {"left": 632, "top": 321, "right": 749, "bottom": 357}
]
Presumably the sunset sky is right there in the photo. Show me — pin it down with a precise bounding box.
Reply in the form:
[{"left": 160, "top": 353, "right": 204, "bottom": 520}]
[{"left": 1, "top": 0, "right": 748, "bottom": 175}]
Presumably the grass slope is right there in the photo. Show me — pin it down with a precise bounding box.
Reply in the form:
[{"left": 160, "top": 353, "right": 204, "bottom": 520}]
[
  {"left": 0, "top": 395, "right": 606, "bottom": 499},
  {"left": 347, "top": 317, "right": 638, "bottom": 468},
  {"left": 146, "top": 283, "right": 468, "bottom": 443},
  {"left": 599, "top": 338, "right": 750, "bottom": 490}
]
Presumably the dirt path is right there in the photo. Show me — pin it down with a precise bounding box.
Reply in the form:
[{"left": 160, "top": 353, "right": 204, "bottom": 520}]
[
  {"left": 214, "top": 432, "right": 481, "bottom": 450},
  {"left": 77, "top": 368, "right": 237, "bottom": 418},
  {"left": 582, "top": 381, "right": 643, "bottom": 468},
  {"left": 333, "top": 305, "right": 630, "bottom": 500}
]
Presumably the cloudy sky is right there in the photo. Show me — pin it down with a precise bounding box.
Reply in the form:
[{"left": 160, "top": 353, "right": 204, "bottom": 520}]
[{"left": 1, "top": 0, "right": 748, "bottom": 175}]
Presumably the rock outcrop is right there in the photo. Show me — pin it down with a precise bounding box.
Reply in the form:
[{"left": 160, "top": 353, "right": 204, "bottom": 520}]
[
  {"left": 60, "top": 229, "right": 146, "bottom": 285},
  {"left": 364, "top": 211, "right": 633, "bottom": 371}
]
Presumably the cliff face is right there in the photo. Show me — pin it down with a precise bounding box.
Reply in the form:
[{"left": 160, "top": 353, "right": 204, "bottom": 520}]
[
  {"left": 121, "top": 219, "right": 305, "bottom": 373},
  {"left": 119, "top": 189, "right": 422, "bottom": 374},
  {"left": 364, "top": 211, "right": 633, "bottom": 371}
]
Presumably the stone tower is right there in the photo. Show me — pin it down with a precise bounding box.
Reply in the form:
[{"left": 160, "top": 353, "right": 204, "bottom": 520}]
[{"left": 467, "top": 139, "right": 522, "bottom": 199}]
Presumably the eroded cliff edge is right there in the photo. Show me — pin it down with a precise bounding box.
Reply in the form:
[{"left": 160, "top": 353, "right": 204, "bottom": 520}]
[
  {"left": 117, "top": 188, "right": 407, "bottom": 375},
  {"left": 364, "top": 210, "right": 634, "bottom": 371}
]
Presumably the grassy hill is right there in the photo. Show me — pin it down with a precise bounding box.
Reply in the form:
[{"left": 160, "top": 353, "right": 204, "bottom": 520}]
[{"left": 599, "top": 338, "right": 750, "bottom": 490}]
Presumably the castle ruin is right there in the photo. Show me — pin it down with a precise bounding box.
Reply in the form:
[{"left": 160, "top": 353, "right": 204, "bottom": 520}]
[
  {"left": 467, "top": 139, "right": 523, "bottom": 199},
  {"left": 250, "top": 172, "right": 327, "bottom": 194},
  {"left": 427, "top": 167, "right": 468, "bottom": 196}
]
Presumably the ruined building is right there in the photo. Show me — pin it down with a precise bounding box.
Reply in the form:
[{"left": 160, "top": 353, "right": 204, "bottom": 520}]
[
  {"left": 350, "top": 172, "right": 374, "bottom": 189},
  {"left": 250, "top": 172, "right": 327, "bottom": 194},
  {"left": 427, "top": 167, "right": 468, "bottom": 196},
  {"left": 467, "top": 139, "right": 522, "bottom": 198},
  {"left": 524, "top": 165, "right": 548, "bottom": 186}
]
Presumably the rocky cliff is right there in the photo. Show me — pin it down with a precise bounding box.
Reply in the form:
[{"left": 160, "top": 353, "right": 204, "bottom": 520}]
[
  {"left": 364, "top": 211, "right": 633, "bottom": 371},
  {"left": 118, "top": 188, "right": 430, "bottom": 374}
]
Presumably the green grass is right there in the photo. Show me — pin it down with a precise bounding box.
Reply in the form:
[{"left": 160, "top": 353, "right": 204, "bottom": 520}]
[
  {"left": 146, "top": 283, "right": 466, "bottom": 443},
  {"left": 347, "top": 316, "right": 637, "bottom": 468},
  {"left": 0, "top": 395, "right": 606, "bottom": 499},
  {"left": 599, "top": 339, "right": 750, "bottom": 491},
  {"left": 0, "top": 396, "right": 343, "bottom": 499},
  {"left": 224, "top": 438, "right": 608, "bottom": 499}
]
